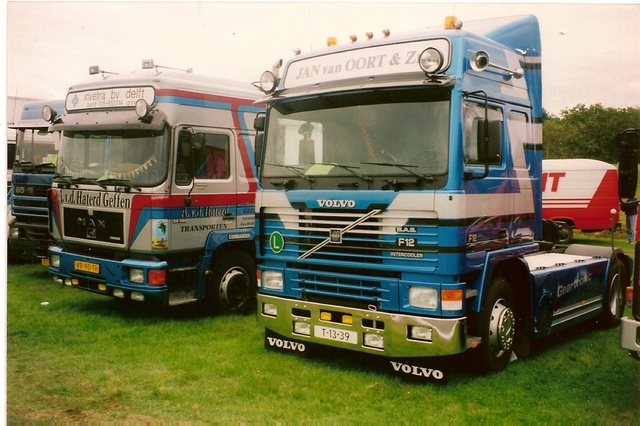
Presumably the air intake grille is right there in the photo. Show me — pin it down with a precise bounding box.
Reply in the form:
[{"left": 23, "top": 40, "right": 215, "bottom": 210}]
[{"left": 64, "top": 207, "right": 124, "bottom": 244}]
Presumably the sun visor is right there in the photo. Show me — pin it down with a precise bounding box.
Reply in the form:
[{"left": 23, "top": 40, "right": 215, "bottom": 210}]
[{"left": 51, "top": 109, "right": 167, "bottom": 131}]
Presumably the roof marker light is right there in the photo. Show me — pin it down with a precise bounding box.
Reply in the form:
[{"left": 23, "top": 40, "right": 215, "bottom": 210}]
[
  {"left": 382, "top": 29, "right": 390, "bottom": 37},
  {"left": 444, "top": 16, "right": 463, "bottom": 30},
  {"left": 327, "top": 37, "right": 338, "bottom": 47},
  {"left": 349, "top": 34, "right": 357, "bottom": 42},
  {"left": 89, "top": 65, "right": 118, "bottom": 77},
  {"left": 366, "top": 31, "right": 374, "bottom": 40}
]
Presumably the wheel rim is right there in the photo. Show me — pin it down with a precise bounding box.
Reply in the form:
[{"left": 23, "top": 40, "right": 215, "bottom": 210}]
[
  {"left": 489, "top": 298, "right": 515, "bottom": 357},
  {"left": 608, "top": 271, "right": 623, "bottom": 317},
  {"left": 219, "top": 267, "right": 249, "bottom": 308}
]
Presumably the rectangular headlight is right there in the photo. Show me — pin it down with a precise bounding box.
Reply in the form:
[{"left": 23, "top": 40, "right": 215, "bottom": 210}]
[
  {"left": 363, "top": 333, "right": 384, "bottom": 349},
  {"left": 293, "top": 321, "right": 311, "bottom": 336},
  {"left": 129, "top": 268, "right": 144, "bottom": 284},
  {"left": 409, "top": 325, "right": 433, "bottom": 342},
  {"left": 262, "top": 270, "right": 283, "bottom": 290},
  {"left": 9, "top": 226, "right": 19, "bottom": 238},
  {"left": 409, "top": 287, "right": 438, "bottom": 309},
  {"left": 50, "top": 253, "right": 60, "bottom": 268},
  {"left": 263, "top": 303, "right": 278, "bottom": 317}
]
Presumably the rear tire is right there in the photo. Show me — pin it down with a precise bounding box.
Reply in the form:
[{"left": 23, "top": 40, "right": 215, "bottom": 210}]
[
  {"left": 471, "top": 277, "right": 516, "bottom": 374},
  {"left": 600, "top": 257, "right": 626, "bottom": 328},
  {"left": 205, "top": 251, "right": 256, "bottom": 315}
]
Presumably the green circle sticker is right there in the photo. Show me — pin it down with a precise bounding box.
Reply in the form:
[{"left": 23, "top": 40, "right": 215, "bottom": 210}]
[{"left": 269, "top": 231, "right": 284, "bottom": 254}]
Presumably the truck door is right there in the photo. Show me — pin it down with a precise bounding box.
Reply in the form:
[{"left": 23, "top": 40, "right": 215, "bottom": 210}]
[{"left": 171, "top": 128, "right": 237, "bottom": 251}]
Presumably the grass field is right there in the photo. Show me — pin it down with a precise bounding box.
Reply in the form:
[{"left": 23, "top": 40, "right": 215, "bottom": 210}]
[{"left": 5, "top": 236, "right": 640, "bottom": 423}]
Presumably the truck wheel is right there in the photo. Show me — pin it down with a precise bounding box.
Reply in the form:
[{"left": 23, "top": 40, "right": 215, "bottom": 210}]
[
  {"left": 556, "top": 222, "right": 573, "bottom": 244},
  {"left": 600, "top": 257, "right": 626, "bottom": 328},
  {"left": 206, "top": 252, "right": 256, "bottom": 315},
  {"left": 471, "top": 276, "right": 515, "bottom": 374}
]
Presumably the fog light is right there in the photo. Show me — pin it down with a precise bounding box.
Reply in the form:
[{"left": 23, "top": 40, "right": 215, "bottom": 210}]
[
  {"left": 410, "top": 325, "right": 433, "bottom": 342},
  {"left": 342, "top": 315, "right": 353, "bottom": 325},
  {"left": 64, "top": 278, "right": 72, "bottom": 286},
  {"left": 320, "top": 311, "right": 332, "bottom": 321},
  {"left": 131, "top": 292, "right": 145, "bottom": 302},
  {"left": 113, "top": 289, "right": 125, "bottom": 298},
  {"left": 53, "top": 276, "right": 63, "bottom": 285},
  {"left": 129, "top": 268, "right": 144, "bottom": 284},
  {"left": 263, "top": 303, "right": 278, "bottom": 317},
  {"left": 71, "top": 278, "right": 79, "bottom": 286},
  {"left": 50, "top": 254, "right": 60, "bottom": 268},
  {"left": 293, "top": 321, "right": 311, "bottom": 336},
  {"left": 262, "top": 271, "right": 283, "bottom": 290},
  {"left": 364, "top": 333, "right": 384, "bottom": 349},
  {"left": 98, "top": 284, "right": 107, "bottom": 291}
]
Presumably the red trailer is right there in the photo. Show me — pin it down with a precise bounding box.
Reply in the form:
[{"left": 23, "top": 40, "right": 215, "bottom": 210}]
[{"left": 542, "top": 159, "right": 619, "bottom": 242}]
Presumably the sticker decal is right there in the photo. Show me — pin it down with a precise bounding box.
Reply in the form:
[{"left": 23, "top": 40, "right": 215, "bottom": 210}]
[
  {"left": 152, "top": 219, "right": 168, "bottom": 249},
  {"left": 269, "top": 231, "right": 284, "bottom": 253}
]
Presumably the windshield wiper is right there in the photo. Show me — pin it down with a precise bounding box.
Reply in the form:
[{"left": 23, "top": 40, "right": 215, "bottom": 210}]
[
  {"left": 265, "top": 163, "right": 314, "bottom": 183},
  {"left": 361, "top": 161, "right": 435, "bottom": 182},
  {"left": 312, "top": 163, "right": 372, "bottom": 183},
  {"left": 53, "top": 174, "right": 77, "bottom": 188},
  {"left": 96, "top": 176, "right": 141, "bottom": 192}
]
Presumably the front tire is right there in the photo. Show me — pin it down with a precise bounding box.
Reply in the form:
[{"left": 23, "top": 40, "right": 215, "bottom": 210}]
[
  {"left": 205, "top": 251, "right": 256, "bottom": 315},
  {"left": 471, "top": 277, "right": 516, "bottom": 374}
]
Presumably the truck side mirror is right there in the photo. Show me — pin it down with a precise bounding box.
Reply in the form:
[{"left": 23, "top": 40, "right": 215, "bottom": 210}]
[
  {"left": 617, "top": 129, "right": 639, "bottom": 199},
  {"left": 254, "top": 114, "right": 265, "bottom": 132},
  {"left": 255, "top": 133, "right": 264, "bottom": 167},
  {"left": 178, "top": 131, "right": 205, "bottom": 184},
  {"left": 476, "top": 119, "right": 502, "bottom": 166}
]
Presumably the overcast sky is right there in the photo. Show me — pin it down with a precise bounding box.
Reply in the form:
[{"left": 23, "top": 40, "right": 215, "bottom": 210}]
[{"left": 3, "top": 1, "right": 640, "bottom": 120}]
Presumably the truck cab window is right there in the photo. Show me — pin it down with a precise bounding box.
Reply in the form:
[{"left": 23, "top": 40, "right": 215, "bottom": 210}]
[{"left": 196, "top": 134, "right": 230, "bottom": 180}]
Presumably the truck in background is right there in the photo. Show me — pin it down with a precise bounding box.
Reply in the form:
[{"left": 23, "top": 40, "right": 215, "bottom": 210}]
[
  {"left": 542, "top": 158, "right": 619, "bottom": 243},
  {"left": 252, "top": 15, "right": 630, "bottom": 381},
  {"left": 6, "top": 136, "right": 16, "bottom": 235},
  {"left": 8, "top": 99, "right": 65, "bottom": 263},
  {"left": 47, "top": 61, "right": 263, "bottom": 314},
  {"left": 618, "top": 128, "right": 640, "bottom": 360}
]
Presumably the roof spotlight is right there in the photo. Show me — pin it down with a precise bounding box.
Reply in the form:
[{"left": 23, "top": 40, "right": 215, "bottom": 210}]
[{"left": 419, "top": 48, "right": 444, "bottom": 75}]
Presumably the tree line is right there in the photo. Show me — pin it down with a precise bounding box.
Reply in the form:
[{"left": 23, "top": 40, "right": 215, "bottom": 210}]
[{"left": 542, "top": 104, "right": 640, "bottom": 163}]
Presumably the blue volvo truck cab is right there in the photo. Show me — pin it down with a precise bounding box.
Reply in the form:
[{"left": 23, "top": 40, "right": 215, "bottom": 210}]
[{"left": 252, "top": 16, "right": 630, "bottom": 381}]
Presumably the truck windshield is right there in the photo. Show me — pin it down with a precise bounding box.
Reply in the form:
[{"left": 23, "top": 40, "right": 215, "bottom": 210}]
[
  {"left": 262, "top": 89, "right": 450, "bottom": 181},
  {"left": 15, "top": 129, "right": 60, "bottom": 170},
  {"left": 57, "top": 128, "right": 169, "bottom": 187}
]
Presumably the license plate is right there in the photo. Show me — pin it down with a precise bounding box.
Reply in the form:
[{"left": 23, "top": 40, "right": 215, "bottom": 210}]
[
  {"left": 41, "top": 258, "right": 49, "bottom": 266},
  {"left": 314, "top": 325, "right": 357, "bottom": 344},
  {"left": 74, "top": 260, "right": 100, "bottom": 274}
]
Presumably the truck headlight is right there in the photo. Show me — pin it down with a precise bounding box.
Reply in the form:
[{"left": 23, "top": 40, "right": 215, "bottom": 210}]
[
  {"left": 129, "top": 268, "right": 145, "bottom": 284},
  {"left": 409, "top": 287, "right": 438, "bottom": 309},
  {"left": 50, "top": 253, "right": 60, "bottom": 268},
  {"left": 262, "top": 270, "right": 283, "bottom": 290},
  {"left": 9, "top": 226, "right": 19, "bottom": 238}
]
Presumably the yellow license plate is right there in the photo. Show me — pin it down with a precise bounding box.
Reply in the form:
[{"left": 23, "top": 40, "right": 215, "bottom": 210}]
[
  {"left": 74, "top": 260, "right": 100, "bottom": 274},
  {"left": 41, "top": 258, "right": 49, "bottom": 266}
]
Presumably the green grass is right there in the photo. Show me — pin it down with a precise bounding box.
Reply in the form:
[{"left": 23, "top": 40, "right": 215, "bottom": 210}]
[{"left": 6, "top": 262, "right": 640, "bottom": 423}]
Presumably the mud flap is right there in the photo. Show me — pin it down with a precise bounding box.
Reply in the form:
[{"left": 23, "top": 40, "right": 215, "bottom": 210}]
[
  {"left": 386, "top": 356, "right": 451, "bottom": 384},
  {"left": 264, "top": 328, "right": 314, "bottom": 358}
]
